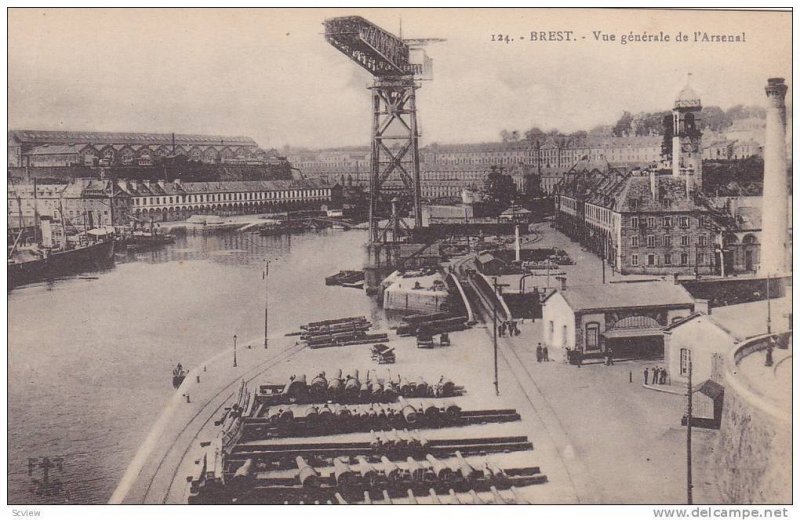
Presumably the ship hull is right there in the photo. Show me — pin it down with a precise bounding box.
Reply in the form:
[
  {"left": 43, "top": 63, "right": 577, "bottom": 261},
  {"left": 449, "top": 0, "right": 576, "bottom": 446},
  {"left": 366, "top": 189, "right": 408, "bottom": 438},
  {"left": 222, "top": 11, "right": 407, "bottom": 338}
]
[{"left": 8, "top": 240, "right": 116, "bottom": 289}]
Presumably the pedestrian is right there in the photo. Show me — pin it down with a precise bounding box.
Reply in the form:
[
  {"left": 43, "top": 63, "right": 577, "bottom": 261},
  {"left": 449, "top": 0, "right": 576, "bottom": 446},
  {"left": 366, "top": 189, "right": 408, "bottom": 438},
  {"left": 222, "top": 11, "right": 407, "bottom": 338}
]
[
  {"left": 514, "top": 321, "right": 521, "bottom": 336},
  {"left": 543, "top": 345, "right": 549, "bottom": 362},
  {"left": 607, "top": 346, "right": 614, "bottom": 366},
  {"left": 765, "top": 343, "right": 774, "bottom": 367},
  {"left": 498, "top": 322, "right": 505, "bottom": 337},
  {"left": 644, "top": 367, "right": 649, "bottom": 385},
  {"left": 576, "top": 349, "right": 582, "bottom": 368},
  {"left": 660, "top": 368, "right": 667, "bottom": 384},
  {"left": 536, "top": 343, "right": 543, "bottom": 363}
]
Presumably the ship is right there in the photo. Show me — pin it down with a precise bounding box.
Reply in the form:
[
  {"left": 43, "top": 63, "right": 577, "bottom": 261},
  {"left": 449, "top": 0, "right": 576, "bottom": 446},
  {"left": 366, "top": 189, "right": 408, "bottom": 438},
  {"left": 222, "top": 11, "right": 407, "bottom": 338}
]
[
  {"left": 172, "top": 363, "right": 187, "bottom": 388},
  {"left": 8, "top": 238, "right": 116, "bottom": 289},
  {"left": 126, "top": 230, "right": 176, "bottom": 252}
]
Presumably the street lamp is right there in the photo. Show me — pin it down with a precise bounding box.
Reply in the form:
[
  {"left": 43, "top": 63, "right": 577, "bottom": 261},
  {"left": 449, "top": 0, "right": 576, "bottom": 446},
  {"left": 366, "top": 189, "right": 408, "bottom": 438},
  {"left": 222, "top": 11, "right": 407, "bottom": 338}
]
[
  {"left": 233, "top": 334, "right": 238, "bottom": 367},
  {"left": 492, "top": 277, "right": 510, "bottom": 396}
]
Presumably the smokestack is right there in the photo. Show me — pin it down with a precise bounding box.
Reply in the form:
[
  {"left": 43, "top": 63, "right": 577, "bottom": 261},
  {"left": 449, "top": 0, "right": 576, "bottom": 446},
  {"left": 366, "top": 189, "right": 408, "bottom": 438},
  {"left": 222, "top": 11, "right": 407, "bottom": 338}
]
[
  {"left": 515, "top": 225, "right": 521, "bottom": 262},
  {"left": 556, "top": 276, "right": 567, "bottom": 291},
  {"left": 760, "top": 77, "right": 789, "bottom": 275}
]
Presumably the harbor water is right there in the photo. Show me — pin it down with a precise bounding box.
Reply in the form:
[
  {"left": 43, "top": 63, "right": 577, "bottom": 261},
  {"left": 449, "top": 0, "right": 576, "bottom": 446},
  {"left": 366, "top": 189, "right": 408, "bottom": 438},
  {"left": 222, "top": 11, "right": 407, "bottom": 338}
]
[{"left": 8, "top": 228, "right": 381, "bottom": 504}]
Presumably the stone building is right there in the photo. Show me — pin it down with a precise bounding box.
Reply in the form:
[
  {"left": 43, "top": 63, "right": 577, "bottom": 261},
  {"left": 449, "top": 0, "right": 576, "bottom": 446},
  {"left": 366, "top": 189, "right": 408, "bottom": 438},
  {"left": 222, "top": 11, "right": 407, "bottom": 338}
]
[{"left": 8, "top": 130, "right": 268, "bottom": 168}]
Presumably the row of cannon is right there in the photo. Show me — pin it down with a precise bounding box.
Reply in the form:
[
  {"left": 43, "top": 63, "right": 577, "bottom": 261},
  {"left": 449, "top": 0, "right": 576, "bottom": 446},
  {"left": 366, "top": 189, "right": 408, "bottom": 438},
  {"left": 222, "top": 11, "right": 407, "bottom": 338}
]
[
  {"left": 291, "top": 451, "right": 509, "bottom": 490},
  {"left": 279, "top": 369, "right": 458, "bottom": 403},
  {"left": 250, "top": 400, "right": 461, "bottom": 432}
]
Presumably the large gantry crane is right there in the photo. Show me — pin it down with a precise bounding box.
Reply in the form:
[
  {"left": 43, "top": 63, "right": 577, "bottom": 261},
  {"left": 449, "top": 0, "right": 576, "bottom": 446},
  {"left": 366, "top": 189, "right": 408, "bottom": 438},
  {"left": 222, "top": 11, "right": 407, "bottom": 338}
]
[{"left": 324, "top": 16, "right": 443, "bottom": 292}]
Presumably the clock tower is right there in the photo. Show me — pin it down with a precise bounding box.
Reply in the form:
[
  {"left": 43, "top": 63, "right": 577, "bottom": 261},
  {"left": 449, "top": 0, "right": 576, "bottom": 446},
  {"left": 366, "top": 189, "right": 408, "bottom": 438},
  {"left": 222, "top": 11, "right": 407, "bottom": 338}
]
[{"left": 671, "top": 74, "right": 703, "bottom": 192}]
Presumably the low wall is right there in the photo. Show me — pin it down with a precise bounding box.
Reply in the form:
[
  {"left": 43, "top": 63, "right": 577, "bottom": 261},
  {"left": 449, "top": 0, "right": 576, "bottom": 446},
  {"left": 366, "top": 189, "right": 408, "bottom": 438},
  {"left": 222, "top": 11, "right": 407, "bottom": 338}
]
[{"left": 714, "top": 334, "right": 791, "bottom": 504}]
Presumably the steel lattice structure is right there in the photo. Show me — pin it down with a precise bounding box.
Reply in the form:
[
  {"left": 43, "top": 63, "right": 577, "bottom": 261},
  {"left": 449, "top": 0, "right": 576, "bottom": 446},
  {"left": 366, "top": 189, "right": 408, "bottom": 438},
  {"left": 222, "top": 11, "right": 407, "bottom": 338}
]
[{"left": 324, "top": 16, "right": 438, "bottom": 244}]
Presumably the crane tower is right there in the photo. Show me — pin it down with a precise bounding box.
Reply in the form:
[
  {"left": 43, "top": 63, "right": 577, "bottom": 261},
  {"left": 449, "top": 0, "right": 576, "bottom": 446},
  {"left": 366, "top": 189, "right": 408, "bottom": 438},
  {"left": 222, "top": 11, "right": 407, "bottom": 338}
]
[{"left": 323, "top": 16, "right": 441, "bottom": 245}]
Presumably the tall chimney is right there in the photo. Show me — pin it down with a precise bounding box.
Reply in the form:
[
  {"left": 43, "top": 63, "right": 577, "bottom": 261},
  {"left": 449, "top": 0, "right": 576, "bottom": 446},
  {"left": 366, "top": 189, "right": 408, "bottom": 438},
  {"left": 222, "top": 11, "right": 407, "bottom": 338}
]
[{"left": 760, "top": 77, "right": 789, "bottom": 275}]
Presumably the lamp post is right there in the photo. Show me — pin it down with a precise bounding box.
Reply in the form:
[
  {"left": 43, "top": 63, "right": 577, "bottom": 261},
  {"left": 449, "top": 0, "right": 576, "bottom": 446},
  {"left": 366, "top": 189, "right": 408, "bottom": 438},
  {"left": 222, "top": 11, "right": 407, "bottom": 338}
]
[
  {"left": 492, "top": 277, "right": 510, "bottom": 396},
  {"left": 264, "top": 259, "right": 270, "bottom": 349},
  {"left": 686, "top": 354, "right": 693, "bottom": 505},
  {"left": 233, "top": 334, "right": 238, "bottom": 368}
]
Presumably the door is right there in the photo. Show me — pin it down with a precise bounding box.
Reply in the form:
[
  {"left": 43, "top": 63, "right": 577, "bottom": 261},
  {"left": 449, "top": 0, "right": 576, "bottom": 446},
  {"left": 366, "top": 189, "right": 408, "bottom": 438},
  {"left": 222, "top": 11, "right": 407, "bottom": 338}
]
[{"left": 745, "top": 250, "right": 753, "bottom": 271}]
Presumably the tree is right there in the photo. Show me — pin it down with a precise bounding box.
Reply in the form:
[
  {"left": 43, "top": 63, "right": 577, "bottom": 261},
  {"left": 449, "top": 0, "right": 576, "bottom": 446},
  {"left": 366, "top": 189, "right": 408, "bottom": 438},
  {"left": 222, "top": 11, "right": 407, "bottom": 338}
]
[
  {"left": 483, "top": 165, "right": 517, "bottom": 213},
  {"left": 612, "top": 111, "right": 634, "bottom": 137},
  {"left": 700, "top": 105, "right": 730, "bottom": 132},
  {"left": 661, "top": 114, "right": 673, "bottom": 159}
]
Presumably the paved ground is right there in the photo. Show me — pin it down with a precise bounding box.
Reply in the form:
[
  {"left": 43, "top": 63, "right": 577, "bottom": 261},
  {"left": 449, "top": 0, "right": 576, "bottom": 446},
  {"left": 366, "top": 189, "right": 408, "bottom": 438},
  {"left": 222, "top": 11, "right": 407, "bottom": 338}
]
[{"left": 460, "top": 221, "right": 723, "bottom": 503}]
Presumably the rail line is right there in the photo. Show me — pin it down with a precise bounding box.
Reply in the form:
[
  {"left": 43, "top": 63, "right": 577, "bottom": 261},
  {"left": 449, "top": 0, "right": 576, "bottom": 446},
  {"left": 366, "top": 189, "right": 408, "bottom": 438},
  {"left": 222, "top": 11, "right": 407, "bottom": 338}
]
[
  {"left": 460, "top": 268, "right": 597, "bottom": 503},
  {"left": 124, "top": 342, "right": 307, "bottom": 504}
]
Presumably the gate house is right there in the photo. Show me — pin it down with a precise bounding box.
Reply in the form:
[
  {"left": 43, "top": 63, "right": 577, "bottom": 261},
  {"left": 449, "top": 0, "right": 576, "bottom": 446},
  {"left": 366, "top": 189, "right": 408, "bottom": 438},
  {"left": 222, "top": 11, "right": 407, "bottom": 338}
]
[{"left": 541, "top": 281, "right": 695, "bottom": 360}]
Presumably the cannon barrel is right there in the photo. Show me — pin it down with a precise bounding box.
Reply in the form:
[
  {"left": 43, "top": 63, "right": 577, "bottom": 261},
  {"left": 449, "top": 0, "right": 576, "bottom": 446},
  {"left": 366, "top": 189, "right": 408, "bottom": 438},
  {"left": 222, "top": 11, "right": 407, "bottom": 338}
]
[
  {"left": 406, "top": 457, "right": 427, "bottom": 482},
  {"left": 454, "top": 451, "right": 475, "bottom": 480},
  {"left": 406, "top": 488, "right": 418, "bottom": 504},
  {"left": 428, "top": 488, "right": 441, "bottom": 504},
  {"left": 232, "top": 458, "right": 254, "bottom": 482},
  {"left": 382, "top": 490, "right": 393, "bottom": 505},
  {"left": 380, "top": 456, "right": 403, "bottom": 482},
  {"left": 334, "top": 404, "right": 351, "bottom": 419},
  {"left": 356, "top": 455, "right": 378, "bottom": 487},
  {"left": 382, "top": 381, "right": 398, "bottom": 401},
  {"left": 284, "top": 374, "right": 308, "bottom": 399},
  {"left": 468, "top": 489, "right": 485, "bottom": 504},
  {"left": 296, "top": 456, "right": 319, "bottom": 487},
  {"left": 309, "top": 372, "right": 327, "bottom": 396},
  {"left": 449, "top": 489, "right": 464, "bottom": 504},
  {"left": 334, "top": 492, "right": 348, "bottom": 505},
  {"left": 443, "top": 401, "right": 461, "bottom": 420},
  {"left": 398, "top": 398, "right": 418, "bottom": 425},
  {"left": 318, "top": 404, "right": 333, "bottom": 422},
  {"left": 333, "top": 458, "right": 356, "bottom": 488},
  {"left": 425, "top": 454, "right": 454, "bottom": 482},
  {"left": 437, "top": 377, "right": 455, "bottom": 397},
  {"left": 328, "top": 369, "right": 343, "bottom": 395},
  {"left": 344, "top": 370, "right": 361, "bottom": 397},
  {"left": 421, "top": 402, "right": 441, "bottom": 421},
  {"left": 415, "top": 378, "right": 429, "bottom": 397},
  {"left": 399, "top": 378, "right": 415, "bottom": 397},
  {"left": 490, "top": 486, "right": 507, "bottom": 504}
]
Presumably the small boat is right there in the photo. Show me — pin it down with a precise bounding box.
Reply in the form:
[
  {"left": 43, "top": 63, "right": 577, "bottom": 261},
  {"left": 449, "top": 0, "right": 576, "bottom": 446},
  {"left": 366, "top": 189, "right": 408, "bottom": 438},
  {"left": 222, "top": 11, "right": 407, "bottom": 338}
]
[
  {"left": 325, "top": 270, "right": 365, "bottom": 287},
  {"left": 172, "top": 363, "right": 187, "bottom": 388}
]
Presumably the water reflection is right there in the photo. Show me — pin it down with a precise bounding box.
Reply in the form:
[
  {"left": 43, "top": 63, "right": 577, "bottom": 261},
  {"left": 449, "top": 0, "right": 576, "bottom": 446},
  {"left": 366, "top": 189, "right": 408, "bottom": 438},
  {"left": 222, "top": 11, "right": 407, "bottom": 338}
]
[{"left": 8, "top": 228, "right": 375, "bottom": 504}]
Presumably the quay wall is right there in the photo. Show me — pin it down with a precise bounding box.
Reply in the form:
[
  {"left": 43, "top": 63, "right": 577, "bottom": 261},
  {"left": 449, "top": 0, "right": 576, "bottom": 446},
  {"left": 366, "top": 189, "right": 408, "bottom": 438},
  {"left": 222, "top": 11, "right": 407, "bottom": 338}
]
[{"left": 713, "top": 334, "right": 791, "bottom": 504}]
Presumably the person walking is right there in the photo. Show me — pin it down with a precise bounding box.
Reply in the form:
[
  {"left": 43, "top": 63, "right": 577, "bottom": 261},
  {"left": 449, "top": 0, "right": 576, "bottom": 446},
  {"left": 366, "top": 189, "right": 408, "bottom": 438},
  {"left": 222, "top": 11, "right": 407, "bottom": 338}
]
[
  {"left": 543, "top": 345, "right": 549, "bottom": 362},
  {"left": 536, "top": 343, "right": 543, "bottom": 363},
  {"left": 660, "top": 367, "right": 667, "bottom": 384},
  {"left": 644, "top": 367, "right": 649, "bottom": 385},
  {"left": 576, "top": 349, "right": 582, "bottom": 368},
  {"left": 607, "top": 346, "right": 614, "bottom": 366}
]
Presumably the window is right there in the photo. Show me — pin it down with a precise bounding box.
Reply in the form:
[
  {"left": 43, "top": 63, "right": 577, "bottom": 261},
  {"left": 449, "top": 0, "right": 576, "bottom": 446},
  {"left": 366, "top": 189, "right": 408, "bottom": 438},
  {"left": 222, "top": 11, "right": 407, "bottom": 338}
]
[
  {"left": 648, "top": 217, "right": 656, "bottom": 228},
  {"left": 664, "top": 254, "right": 672, "bottom": 265},
  {"left": 699, "top": 235, "right": 707, "bottom": 246},
  {"left": 647, "top": 254, "right": 656, "bottom": 266},
  {"left": 631, "top": 236, "right": 639, "bottom": 247},
  {"left": 562, "top": 325, "right": 568, "bottom": 347},
  {"left": 681, "top": 235, "right": 689, "bottom": 247},
  {"left": 585, "top": 322, "right": 600, "bottom": 350},
  {"left": 698, "top": 253, "right": 706, "bottom": 266},
  {"left": 631, "top": 254, "right": 639, "bottom": 266},
  {"left": 548, "top": 321, "right": 554, "bottom": 344},
  {"left": 664, "top": 235, "right": 672, "bottom": 247},
  {"left": 680, "top": 216, "right": 689, "bottom": 228},
  {"left": 680, "top": 348, "right": 691, "bottom": 375},
  {"left": 663, "top": 216, "right": 672, "bottom": 228},
  {"left": 681, "top": 253, "right": 689, "bottom": 265},
  {"left": 647, "top": 235, "right": 656, "bottom": 248}
]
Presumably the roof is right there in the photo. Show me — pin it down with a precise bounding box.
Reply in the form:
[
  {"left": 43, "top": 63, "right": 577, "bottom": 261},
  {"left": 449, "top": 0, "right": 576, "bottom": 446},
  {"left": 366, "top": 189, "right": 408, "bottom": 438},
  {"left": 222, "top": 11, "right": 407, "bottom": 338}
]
[
  {"left": 674, "top": 75, "right": 701, "bottom": 108},
  {"left": 550, "top": 281, "right": 695, "bottom": 313},
  {"left": 27, "top": 144, "right": 80, "bottom": 155},
  {"left": 664, "top": 296, "right": 791, "bottom": 342},
  {"left": 9, "top": 129, "right": 258, "bottom": 147}
]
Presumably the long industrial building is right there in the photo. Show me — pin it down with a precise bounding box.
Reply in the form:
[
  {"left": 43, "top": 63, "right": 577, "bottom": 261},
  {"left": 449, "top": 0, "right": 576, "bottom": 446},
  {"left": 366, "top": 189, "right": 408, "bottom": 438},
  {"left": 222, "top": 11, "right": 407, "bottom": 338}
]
[{"left": 8, "top": 130, "right": 272, "bottom": 168}]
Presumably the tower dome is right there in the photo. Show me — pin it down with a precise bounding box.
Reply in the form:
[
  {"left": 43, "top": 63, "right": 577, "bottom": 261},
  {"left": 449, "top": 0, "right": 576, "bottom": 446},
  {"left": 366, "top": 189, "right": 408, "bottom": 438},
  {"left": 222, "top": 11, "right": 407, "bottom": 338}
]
[{"left": 674, "top": 73, "right": 701, "bottom": 109}]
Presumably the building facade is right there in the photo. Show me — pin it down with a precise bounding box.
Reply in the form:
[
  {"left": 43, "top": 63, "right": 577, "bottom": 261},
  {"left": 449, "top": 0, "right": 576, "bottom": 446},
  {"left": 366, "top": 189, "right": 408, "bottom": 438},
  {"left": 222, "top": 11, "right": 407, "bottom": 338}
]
[{"left": 8, "top": 130, "right": 272, "bottom": 168}]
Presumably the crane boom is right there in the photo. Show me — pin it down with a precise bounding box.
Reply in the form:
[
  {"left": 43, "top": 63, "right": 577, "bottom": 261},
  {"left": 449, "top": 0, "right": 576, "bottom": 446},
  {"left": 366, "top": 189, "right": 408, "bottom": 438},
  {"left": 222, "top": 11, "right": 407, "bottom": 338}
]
[{"left": 324, "top": 16, "right": 421, "bottom": 77}]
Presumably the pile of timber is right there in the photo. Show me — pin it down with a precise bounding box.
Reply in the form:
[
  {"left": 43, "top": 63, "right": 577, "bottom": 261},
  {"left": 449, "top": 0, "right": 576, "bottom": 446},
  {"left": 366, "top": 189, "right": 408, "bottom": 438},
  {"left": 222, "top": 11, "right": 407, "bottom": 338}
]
[
  {"left": 255, "top": 370, "right": 463, "bottom": 406},
  {"left": 396, "top": 314, "right": 470, "bottom": 337},
  {"left": 296, "top": 316, "right": 388, "bottom": 349},
  {"left": 241, "top": 401, "right": 521, "bottom": 439}
]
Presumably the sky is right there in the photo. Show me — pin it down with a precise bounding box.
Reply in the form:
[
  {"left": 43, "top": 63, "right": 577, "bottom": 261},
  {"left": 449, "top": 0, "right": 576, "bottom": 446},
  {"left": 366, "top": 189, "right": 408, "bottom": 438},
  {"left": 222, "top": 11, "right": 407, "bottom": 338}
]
[{"left": 8, "top": 8, "right": 792, "bottom": 150}]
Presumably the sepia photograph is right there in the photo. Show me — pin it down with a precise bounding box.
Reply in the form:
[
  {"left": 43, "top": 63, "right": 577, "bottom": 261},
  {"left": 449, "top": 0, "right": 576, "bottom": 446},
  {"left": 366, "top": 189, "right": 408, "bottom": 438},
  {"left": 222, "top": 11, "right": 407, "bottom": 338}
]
[{"left": 4, "top": 6, "right": 793, "bottom": 516}]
